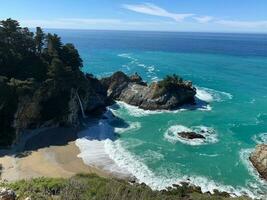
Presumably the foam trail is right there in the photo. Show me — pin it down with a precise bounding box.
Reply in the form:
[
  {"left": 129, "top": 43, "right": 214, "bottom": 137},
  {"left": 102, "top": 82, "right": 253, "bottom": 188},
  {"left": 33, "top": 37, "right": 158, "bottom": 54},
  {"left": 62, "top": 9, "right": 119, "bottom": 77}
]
[
  {"left": 118, "top": 53, "right": 159, "bottom": 82},
  {"left": 196, "top": 88, "right": 213, "bottom": 102},
  {"left": 252, "top": 132, "right": 267, "bottom": 144},
  {"left": 196, "top": 87, "right": 233, "bottom": 102},
  {"left": 114, "top": 122, "right": 141, "bottom": 134}
]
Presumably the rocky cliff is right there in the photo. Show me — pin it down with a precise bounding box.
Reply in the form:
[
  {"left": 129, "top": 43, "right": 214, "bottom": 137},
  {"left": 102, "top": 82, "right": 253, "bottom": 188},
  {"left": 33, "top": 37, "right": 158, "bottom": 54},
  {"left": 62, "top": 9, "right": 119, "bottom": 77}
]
[
  {"left": 101, "top": 71, "right": 196, "bottom": 110},
  {"left": 250, "top": 144, "right": 267, "bottom": 181},
  {"left": 0, "top": 73, "right": 108, "bottom": 147}
]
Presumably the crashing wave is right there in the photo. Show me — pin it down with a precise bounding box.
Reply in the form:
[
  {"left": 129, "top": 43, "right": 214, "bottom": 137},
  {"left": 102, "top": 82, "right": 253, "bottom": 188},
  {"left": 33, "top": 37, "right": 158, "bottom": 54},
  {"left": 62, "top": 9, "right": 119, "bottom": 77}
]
[
  {"left": 105, "top": 139, "right": 258, "bottom": 199},
  {"left": 196, "top": 87, "right": 233, "bottom": 102},
  {"left": 252, "top": 132, "right": 267, "bottom": 144},
  {"left": 239, "top": 148, "right": 267, "bottom": 198}
]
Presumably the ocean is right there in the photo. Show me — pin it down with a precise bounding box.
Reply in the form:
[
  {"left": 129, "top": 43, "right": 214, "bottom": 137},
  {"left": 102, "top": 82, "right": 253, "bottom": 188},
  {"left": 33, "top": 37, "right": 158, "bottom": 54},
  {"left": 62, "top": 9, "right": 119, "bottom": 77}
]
[{"left": 55, "top": 30, "right": 267, "bottom": 198}]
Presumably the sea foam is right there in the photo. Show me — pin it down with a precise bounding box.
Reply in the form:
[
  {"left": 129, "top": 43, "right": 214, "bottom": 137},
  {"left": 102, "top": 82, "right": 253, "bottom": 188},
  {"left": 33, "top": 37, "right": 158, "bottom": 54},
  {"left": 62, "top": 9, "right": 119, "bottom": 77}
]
[
  {"left": 112, "top": 87, "right": 232, "bottom": 117},
  {"left": 239, "top": 148, "right": 267, "bottom": 198},
  {"left": 118, "top": 53, "right": 159, "bottom": 82},
  {"left": 105, "top": 138, "right": 258, "bottom": 198},
  {"left": 252, "top": 132, "right": 267, "bottom": 144},
  {"left": 196, "top": 87, "right": 233, "bottom": 102}
]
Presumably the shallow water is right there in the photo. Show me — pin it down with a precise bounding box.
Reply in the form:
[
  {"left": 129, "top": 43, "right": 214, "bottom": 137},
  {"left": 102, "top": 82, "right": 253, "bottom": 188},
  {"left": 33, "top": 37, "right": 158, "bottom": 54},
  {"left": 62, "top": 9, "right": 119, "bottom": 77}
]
[{"left": 55, "top": 30, "right": 267, "bottom": 198}]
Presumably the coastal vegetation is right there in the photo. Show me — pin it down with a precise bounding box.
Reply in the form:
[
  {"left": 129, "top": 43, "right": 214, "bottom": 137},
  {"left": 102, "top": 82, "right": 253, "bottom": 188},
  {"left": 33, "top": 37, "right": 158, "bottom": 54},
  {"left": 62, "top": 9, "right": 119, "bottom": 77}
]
[
  {"left": 158, "top": 74, "right": 193, "bottom": 90},
  {"left": 1, "top": 174, "right": 250, "bottom": 200}
]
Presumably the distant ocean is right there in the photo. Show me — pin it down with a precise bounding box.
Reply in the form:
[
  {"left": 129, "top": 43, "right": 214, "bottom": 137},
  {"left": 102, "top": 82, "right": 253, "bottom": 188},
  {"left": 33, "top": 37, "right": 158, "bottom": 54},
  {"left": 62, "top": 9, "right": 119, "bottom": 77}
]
[{"left": 54, "top": 30, "right": 267, "bottom": 198}]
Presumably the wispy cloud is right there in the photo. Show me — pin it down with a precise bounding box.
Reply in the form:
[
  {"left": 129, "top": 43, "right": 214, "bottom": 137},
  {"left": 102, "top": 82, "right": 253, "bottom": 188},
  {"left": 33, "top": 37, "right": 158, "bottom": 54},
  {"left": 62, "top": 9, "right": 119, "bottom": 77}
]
[
  {"left": 123, "top": 3, "right": 194, "bottom": 22},
  {"left": 216, "top": 20, "right": 267, "bottom": 28},
  {"left": 194, "top": 16, "right": 213, "bottom": 23},
  {"left": 19, "top": 18, "right": 176, "bottom": 30}
]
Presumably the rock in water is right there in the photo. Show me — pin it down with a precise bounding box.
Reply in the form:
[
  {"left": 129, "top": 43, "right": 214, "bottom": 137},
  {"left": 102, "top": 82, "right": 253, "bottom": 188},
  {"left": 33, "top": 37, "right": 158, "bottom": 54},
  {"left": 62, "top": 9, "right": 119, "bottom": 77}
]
[
  {"left": 249, "top": 144, "right": 267, "bottom": 180},
  {"left": 101, "top": 71, "right": 196, "bottom": 110},
  {"left": 0, "top": 188, "right": 16, "bottom": 200},
  {"left": 177, "top": 131, "right": 206, "bottom": 140}
]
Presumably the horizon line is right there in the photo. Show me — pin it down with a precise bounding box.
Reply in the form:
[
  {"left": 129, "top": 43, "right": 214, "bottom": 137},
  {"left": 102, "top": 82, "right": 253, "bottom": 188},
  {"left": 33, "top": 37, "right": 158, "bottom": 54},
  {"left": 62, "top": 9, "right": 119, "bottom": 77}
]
[{"left": 29, "top": 27, "right": 267, "bottom": 35}]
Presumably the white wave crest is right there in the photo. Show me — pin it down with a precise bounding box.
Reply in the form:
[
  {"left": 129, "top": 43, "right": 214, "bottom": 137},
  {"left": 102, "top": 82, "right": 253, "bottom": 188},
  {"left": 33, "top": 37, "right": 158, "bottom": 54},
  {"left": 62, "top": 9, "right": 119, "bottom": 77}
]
[
  {"left": 196, "top": 87, "right": 233, "bottom": 102},
  {"left": 239, "top": 148, "right": 267, "bottom": 198},
  {"left": 105, "top": 139, "right": 258, "bottom": 198},
  {"left": 164, "top": 125, "right": 218, "bottom": 146},
  {"left": 118, "top": 53, "right": 159, "bottom": 82},
  {"left": 252, "top": 132, "right": 267, "bottom": 144},
  {"left": 112, "top": 101, "right": 186, "bottom": 117}
]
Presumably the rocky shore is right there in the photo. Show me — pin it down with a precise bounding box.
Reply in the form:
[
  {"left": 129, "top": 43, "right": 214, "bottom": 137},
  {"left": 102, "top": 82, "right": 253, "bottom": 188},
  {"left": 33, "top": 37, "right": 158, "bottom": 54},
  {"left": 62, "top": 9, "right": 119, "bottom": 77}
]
[
  {"left": 101, "top": 71, "right": 196, "bottom": 110},
  {"left": 2, "top": 70, "right": 197, "bottom": 149},
  {"left": 250, "top": 144, "right": 267, "bottom": 181}
]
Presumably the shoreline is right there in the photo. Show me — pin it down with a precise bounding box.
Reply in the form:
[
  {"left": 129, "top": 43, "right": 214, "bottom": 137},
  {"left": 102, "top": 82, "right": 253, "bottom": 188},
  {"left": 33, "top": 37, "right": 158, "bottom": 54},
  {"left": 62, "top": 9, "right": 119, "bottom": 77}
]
[
  {"left": 0, "top": 127, "right": 111, "bottom": 182},
  {"left": 0, "top": 106, "right": 262, "bottom": 200}
]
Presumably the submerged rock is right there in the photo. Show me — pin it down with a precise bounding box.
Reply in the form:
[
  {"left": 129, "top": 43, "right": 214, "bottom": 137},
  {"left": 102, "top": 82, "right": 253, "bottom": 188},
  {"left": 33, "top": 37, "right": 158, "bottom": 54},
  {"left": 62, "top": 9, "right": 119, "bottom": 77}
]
[
  {"left": 101, "top": 71, "right": 196, "bottom": 110},
  {"left": 177, "top": 131, "right": 206, "bottom": 140},
  {"left": 249, "top": 144, "right": 267, "bottom": 181}
]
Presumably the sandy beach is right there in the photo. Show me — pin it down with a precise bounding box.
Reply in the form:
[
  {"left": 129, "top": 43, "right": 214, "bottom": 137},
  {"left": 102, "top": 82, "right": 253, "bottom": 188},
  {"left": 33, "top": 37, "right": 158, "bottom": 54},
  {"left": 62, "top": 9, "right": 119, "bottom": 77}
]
[{"left": 0, "top": 127, "right": 110, "bottom": 182}]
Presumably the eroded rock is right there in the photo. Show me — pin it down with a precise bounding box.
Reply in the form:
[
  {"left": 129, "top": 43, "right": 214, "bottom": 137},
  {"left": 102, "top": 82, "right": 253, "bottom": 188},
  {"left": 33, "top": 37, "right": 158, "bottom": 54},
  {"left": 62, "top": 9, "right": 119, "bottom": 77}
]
[
  {"left": 249, "top": 144, "right": 267, "bottom": 180},
  {"left": 101, "top": 71, "right": 196, "bottom": 110},
  {"left": 0, "top": 188, "right": 16, "bottom": 200}
]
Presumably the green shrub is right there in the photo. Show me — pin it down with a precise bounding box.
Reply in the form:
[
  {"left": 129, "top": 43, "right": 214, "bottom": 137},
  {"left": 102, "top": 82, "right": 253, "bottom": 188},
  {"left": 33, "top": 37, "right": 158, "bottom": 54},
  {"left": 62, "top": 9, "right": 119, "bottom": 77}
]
[{"left": 1, "top": 174, "right": 251, "bottom": 200}]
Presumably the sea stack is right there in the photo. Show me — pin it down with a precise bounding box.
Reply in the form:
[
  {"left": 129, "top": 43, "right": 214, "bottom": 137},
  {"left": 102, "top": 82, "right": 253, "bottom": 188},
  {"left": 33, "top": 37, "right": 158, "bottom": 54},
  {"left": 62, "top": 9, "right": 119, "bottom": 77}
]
[
  {"left": 101, "top": 71, "right": 196, "bottom": 110},
  {"left": 249, "top": 144, "right": 267, "bottom": 181}
]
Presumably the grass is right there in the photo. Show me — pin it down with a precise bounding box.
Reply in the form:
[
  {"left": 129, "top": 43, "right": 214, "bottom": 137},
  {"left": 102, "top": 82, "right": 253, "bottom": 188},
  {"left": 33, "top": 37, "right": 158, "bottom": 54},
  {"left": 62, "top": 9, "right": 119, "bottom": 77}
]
[{"left": 0, "top": 173, "right": 251, "bottom": 200}]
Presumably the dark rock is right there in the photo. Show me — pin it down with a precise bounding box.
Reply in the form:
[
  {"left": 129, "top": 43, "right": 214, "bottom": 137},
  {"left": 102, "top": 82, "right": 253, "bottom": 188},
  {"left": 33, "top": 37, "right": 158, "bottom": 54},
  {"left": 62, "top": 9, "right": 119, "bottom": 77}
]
[
  {"left": 1, "top": 73, "right": 109, "bottom": 147},
  {"left": 249, "top": 144, "right": 267, "bottom": 181},
  {"left": 0, "top": 187, "right": 16, "bottom": 200},
  {"left": 177, "top": 131, "right": 206, "bottom": 140},
  {"left": 101, "top": 71, "right": 196, "bottom": 110}
]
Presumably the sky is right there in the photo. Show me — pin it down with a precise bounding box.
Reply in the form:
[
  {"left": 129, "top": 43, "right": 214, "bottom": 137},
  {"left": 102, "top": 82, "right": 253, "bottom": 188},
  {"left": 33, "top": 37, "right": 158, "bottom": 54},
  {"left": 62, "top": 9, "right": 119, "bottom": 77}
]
[{"left": 1, "top": 0, "right": 267, "bottom": 33}]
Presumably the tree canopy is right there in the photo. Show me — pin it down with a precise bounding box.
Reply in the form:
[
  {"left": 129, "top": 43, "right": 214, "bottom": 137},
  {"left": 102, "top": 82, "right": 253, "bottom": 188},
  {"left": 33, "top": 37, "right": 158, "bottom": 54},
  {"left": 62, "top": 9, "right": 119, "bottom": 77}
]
[
  {"left": 0, "top": 18, "right": 84, "bottom": 147},
  {"left": 0, "top": 18, "right": 83, "bottom": 82}
]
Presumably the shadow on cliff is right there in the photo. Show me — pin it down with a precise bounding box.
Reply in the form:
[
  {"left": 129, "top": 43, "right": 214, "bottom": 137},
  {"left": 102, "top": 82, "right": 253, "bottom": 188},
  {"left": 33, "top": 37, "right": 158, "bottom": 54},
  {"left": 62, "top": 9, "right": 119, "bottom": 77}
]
[
  {"left": 180, "top": 97, "right": 210, "bottom": 111},
  {"left": 0, "top": 112, "right": 130, "bottom": 158}
]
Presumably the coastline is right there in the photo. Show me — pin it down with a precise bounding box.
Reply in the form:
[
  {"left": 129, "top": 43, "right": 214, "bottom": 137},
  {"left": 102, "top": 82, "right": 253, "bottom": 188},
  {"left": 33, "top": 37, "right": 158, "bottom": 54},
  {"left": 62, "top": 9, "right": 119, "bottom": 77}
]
[{"left": 0, "top": 127, "right": 111, "bottom": 182}]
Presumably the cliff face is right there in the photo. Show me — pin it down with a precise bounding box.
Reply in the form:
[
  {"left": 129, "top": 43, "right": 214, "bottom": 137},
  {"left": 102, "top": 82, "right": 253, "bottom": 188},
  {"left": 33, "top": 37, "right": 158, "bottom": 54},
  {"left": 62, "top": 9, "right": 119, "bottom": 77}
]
[
  {"left": 0, "top": 74, "right": 108, "bottom": 147},
  {"left": 250, "top": 144, "right": 267, "bottom": 181},
  {"left": 101, "top": 71, "right": 196, "bottom": 110}
]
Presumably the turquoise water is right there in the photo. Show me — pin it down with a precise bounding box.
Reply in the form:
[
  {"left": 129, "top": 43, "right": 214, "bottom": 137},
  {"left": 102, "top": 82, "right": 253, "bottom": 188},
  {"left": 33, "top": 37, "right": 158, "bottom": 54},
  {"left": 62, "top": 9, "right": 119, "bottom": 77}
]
[{"left": 57, "top": 31, "right": 267, "bottom": 198}]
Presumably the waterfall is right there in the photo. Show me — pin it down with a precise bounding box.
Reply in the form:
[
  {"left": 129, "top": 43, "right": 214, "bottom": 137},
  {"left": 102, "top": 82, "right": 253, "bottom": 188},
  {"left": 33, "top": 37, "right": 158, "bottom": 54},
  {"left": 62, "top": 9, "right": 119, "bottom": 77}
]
[{"left": 76, "top": 91, "right": 86, "bottom": 119}]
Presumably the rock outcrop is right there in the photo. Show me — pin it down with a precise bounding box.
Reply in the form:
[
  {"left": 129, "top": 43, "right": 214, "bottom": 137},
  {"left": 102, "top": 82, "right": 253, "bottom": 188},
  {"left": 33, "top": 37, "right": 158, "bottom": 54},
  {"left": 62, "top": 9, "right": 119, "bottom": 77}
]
[
  {"left": 0, "top": 188, "right": 16, "bottom": 200},
  {"left": 177, "top": 131, "right": 206, "bottom": 140},
  {"left": 250, "top": 144, "right": 267, "bottom": 181},
  {"left": 101, "top": 71, "right": 196, "bottom": 110}
]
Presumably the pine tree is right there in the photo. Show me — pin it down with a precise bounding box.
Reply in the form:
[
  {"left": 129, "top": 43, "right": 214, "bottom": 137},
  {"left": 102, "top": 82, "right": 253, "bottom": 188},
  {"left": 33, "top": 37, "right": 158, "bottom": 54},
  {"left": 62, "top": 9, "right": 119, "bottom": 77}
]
[{"left": 35, "top": 27, "right": 45, "bottom": 54}]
